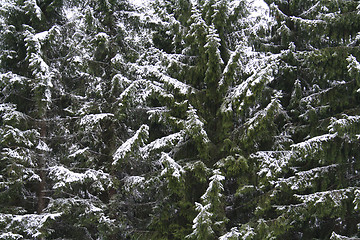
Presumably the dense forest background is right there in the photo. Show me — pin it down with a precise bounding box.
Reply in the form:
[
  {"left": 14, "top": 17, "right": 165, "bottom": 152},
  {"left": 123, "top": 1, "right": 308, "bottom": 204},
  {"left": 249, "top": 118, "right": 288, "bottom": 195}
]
[{"left": 1, "top": 0, "right": 360, "bottom": 239}]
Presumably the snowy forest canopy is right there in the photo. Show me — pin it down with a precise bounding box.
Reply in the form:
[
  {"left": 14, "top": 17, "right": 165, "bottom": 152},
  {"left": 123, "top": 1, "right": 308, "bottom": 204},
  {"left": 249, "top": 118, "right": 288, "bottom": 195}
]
[{"left": 1, "top": 0, "right": 360, "bottom": 239}]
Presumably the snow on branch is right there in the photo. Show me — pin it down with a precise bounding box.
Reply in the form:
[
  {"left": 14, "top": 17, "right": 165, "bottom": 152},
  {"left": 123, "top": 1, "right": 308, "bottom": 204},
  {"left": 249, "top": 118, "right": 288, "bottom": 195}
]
[
  {"left": 354, "top": 188, "right": 360, "bottom": 211},
  {"left": 24, "top": 27, "right": 57, "bottom": 82},
  {"left": 346, "top": 54, "right": 360, "bottom": 71},
  {"left": 201, "top": 169, "right": 225, "bottom": 205},
  {"left": 80, "top": 113, "right": 114, "bottom": 131},
  {"left": 160, "top": 152, "right": 184, "bottom": 179},
  {"left": 274, "top": 164, "right": 338, "bottom": 191},
  {"left": 141, "top": 131, "right": 184, "bottom": 159},
  {"left": 186, "top": 202, "right": 214, "bottom": 240},
  {"left": 45, "top": 197, "right": 115, "bottom": 230},
  {"left": 220, "top": 225, "right": 255, "bottom": 240},
  {"left": 24, "top": 0, "right": 43, "bottom": 20},
  {"left": 118, "top": 79, "right": 173, "bottom": 107},
  {"left": 0, "top": 103, "right": 27, "bottom": 125},
  {"left": 1, "top": 125, "right": 38, "bottom": 148},
  {"left": 330, "top": 232, "right": 354, "bottom": 240},
  {"left": 246, "top": 91, "right": 287, "bottom": 131},
  {"left": 68, "top": 147, "right": 89, "bottom": 158},
  {"left": 121, "top": 175, "right": 148, "bottom": 200},
  {"left": 36, "top": 140, "right": 51, "bottom": 152},
  {"left": 219, "top": 227, "right": 242, "bottom": 240},
  {"left": 185, "top": 105, "right": 210, "bottom": 148},
  {"left": 252, "top": 151, "right": 292, "bottom": 179},
  {"left": 290, "top": 133, "right": 337, "bottom": 159},
  {"left": 328, "top": 114, "right": 360, "bottom": 137},
  {"left": 0, "top": 232, "right": 23, "bottom": 240},
  {"left": 347, "top": 54, "right": 360, "bottom": 80},
  {"left": 295, "top": 188, "right": 358, "bottom": 208},
  {"left": 80, "top": 113, "right": 114, "bottom": 126},
  {"left": 48, "top": 166, "right": 113, "bottom": 192},
  {"left": 0, "top": 213, "right": 61, "bottom": 239},
  {"left": 113, "top": 124, "right": 149, "bottom": 165},
  {"left": 160, "top": 74, "right": 196, "bottom": 95},
  {"left": 222, "top": 52, "right": 282, "bottom": 113}
]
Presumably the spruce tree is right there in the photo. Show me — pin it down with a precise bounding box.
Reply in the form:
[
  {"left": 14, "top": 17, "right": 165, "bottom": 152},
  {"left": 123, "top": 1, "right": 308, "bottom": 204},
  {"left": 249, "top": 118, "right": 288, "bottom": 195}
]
[{"left": 220, "top": 0, "right": 360, "bottom": 239}]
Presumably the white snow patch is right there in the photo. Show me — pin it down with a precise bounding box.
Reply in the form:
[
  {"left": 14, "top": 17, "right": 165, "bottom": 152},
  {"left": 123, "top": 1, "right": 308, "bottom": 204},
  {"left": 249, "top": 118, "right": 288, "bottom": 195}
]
[
  {"left": 295, "top": 188, "right": 356, "bottom": 207},
  {"left": 123, "top": 176, "right": 145, "bottom": 195},
  {"left": 275, "top": 164, "right": 338, "bottom": 190},
  {"left": 187, "top": 202, "right": 213, "bottom": 239},
  {"left": 128, "top": 0, "right": 151, "bottom": 8},
  {"left": 3, "top": 126, "right": 36, "bottom": 148},
  {"left": 347, "top": 54, "right": 360, "bottom": 75},
  {"left": 291, "top": 133, "right": 337, "bottom": 150},
  {"left": 220, "top": 227, "right": 242, "bottom": 240},
  {"left": 49, "top": 166, "right": 112, "bottom": 190},
  {"left": 73, "top": 56, "right": 82, "bottom": 63},
  {"left": 49, "top": 166, "right": 83, "bottom": 189},
  {"left": 80, "top": 113, "right": 114, "bottom": 126},
  {"left": 0, "top": 0, "right": 14, "bottom": 9},
  {"left": 33, "top": 31, "right": 48, "bottom": 41},
  {"left": 185, "top": 105, "right": 210, "bottom": 144},
  {"left": 2, "top": 148, "right": 24, "bottom": 162},
  {"left": 161, "top": 75, "right": 195, "bottom": 95},
  {"left": 147, "top": 106, "right": 168, "bottom": 122},
  {"left": 87, "top": 204, "right": 103, "bottom": 213},
  {"left": 45, "top": 88, "right": 52, "bottom": 103},
  {"left": 95, "top": 32, "right": 110, "bottom": 41},
  {"left": 8, "top": 74, "right": 27, "bottom": 84},
  {"left": 36, "top": 140, "right": 51, "bottom": 152},
  {"left": 0, "top": 232, "right": 23, "bottom": 239},
  {"left": 328, "top": 115, "right": 360, "bottom": 133},
  {"left": 119, "top": 79, "right": 173, "bottom": 106},
  {"left": 201, "top": 169, "right": 225, "bottom": 202},
  {"left": 0, "top": 103, "right": 16, "bottom": 112},
  {"left": 223, "top": 51, "right": 281, "bottom": 112},
  {"left": 248, "top": 0, "right": 271, "bottom": 19},
  {"left": 5, "top": 213, "right": 61, "bottom": 238},
  {"left": 64, "top": 6, "right": 79, "bottom": 21},
  {"left": 354, "top": 189, "right": 360, "bottom": 211},
  {"left": 123, "top": 1, "right": 162, "bottom": 25},
  {"left": 24, "top": 0, "right": 43, "bottom": 20},
  {"left": 141, "top": 131, "right": 183, "bottom": 158},
  {"left": 113, "top": 125, "right": 149, "bottom": 165},
  {"left": 330, "top": 232, "right": 353, "bottom": 240},
  {"left": 160, "top": 152, "right": 184, "bottom": 179},
  {"left": 28, "top": 53, "right": 50, "bottom": 78},
  {"left": 252, "top": 151, "right": 292, "bottom": 179},
  {"left": 69, "top": 147, "right": 89, "bottom": 158}
]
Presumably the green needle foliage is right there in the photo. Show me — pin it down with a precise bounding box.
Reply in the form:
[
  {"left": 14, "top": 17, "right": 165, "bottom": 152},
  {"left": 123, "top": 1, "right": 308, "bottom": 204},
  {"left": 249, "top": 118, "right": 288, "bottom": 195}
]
[{"left": 0, "top": 0, "right": 360, "bottom": 239}]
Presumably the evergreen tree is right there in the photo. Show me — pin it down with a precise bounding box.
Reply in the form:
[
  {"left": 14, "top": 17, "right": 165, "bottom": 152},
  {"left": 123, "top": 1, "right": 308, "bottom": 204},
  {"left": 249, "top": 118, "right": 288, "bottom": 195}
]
[
  {"left": 184, "top": 2, "right": 208, "bottom": 89},
  {"left": 220, "top": 0, "right": 360, "bottom": 239},
  {"left": 187, "top": 202, "right": 215, "bottom": 240},
  {"left": 200, "top": 169, "right": 227, "bottom": 236}
]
